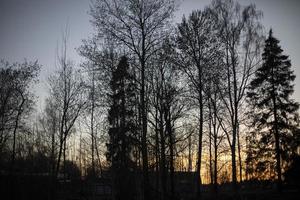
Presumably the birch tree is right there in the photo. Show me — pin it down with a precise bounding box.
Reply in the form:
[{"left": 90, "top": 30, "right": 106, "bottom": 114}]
[{"left": 212, "top": 0, "right": 263, "bottom": 191}]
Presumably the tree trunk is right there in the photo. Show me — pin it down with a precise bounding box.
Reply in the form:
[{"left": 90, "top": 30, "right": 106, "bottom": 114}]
[
  {"left": 196, "top": 66, "right": 203, "bottom": 199},
  {"left": 213, "top": 107, "right": 218, "bottom": 193},
  {"left": 231, "top": 120, "right": 237, "bottom": 192},
  {"left": 188, "top": 134, "right": 192, "bottom": 172},
  {"left": 272, "top": 84, "right": 282, "bottom": 192},
  {"left": 154, "top": 99, "right": 160, "bottom": 197},
  {"left": 208, "top": 101, "right": 213, "bottom": 185},
  {"left": 55, "top": 134, "right": 63, "bottom": 178},
  {"left": 63, "top": 138, "right": 66, "bottom": 182},
  {"left": 10, "top": 95, "right": 25, "bottom": 174},
  {"left": 159, "top": 103, "right": 166, "bottom": 200},
  {"left": 140, "top": 57, "right": 149, "bottom": 200},
  {"left": 51, "top": 117, "right": 56, "bottom": 176},
  {"left": 232, "top": 53, "right": 238, "bottom": 193},
  {"left": 166, "top": 109, "right": 174, "bottom": 200},
  {"left": 91, "top": 70, "right": 95, "bottom": 178},
  {"left": 197, "top": 96, "right": 203, "bottom": 199},
  {"left": 9, "top": 95, "right": 25, "bottom": 200},
  {"left": 237, "top": 125, "right": 242, "bottom": 182}
]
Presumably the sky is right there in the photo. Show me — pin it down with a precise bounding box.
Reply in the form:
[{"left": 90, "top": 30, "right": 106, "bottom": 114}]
[{"left": 0, "top": 0, "right": 300, "bottom": 110}]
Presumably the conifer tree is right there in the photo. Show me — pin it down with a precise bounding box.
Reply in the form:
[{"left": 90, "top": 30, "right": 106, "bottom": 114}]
[
  {"left": 247, "top": 29, "right": 299, "bottom": 190},
  {"left": 107, "top": 56, "right": 137, "bottom": 200}
]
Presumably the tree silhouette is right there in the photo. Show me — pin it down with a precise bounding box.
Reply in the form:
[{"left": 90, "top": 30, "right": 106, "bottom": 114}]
[
  {"left": 247, "top": 29, "right": 299, "bottom": 191},
  {"left": 107, "top": 56, "right": 137, "bottom": 200},
  {"left": 212, "top": 0, "right": 263, "bottom": 192},
  {"left": 0, "top": 60, "right": 40, "bottom": 173},
  {"left": 176, "top": 9, "right": 221, "bottom": 198},
  {"left": 90, "top": 1, "right": 176, "bottom": 197}
]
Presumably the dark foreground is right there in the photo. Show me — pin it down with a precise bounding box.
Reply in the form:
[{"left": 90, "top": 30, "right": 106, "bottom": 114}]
[{"left": 0, "top": 175, "right": 299, "bottom": 200}]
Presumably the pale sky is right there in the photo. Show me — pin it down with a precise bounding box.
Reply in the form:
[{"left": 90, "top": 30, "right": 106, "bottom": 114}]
[{"left": 0, "top": 0, "right": 299, "bottom": 109}]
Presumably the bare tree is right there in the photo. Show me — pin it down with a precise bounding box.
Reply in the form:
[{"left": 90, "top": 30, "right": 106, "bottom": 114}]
[
  {"left": 176, "top": 8, "right": 221, "bottom": 198},
  {"left": 0, "top": 60, "right": 40, "bottom": 172},
  {"left": 90, "top": 1, "right": 176, "bottom": 198},
  {"left": 204, "top": 63, "right": 226, "bottom": 193},
  {"left": 148, "top": 38, "right": 185, "bottom": 199},
  {"left": 80, "top": 41, "right": 123, "bottom": 178},
  {"left": 211, "top": 0, "right": 263, "bottom": 191},
  {"left": 48, "top": 30, "right": 86, "bottom": 179},
  {"left": 39, "top": 97, "right": 59, "bottom": 177}
]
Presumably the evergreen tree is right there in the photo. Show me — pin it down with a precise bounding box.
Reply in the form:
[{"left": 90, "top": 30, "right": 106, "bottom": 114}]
[
  {"left": 106, "top": 56, "right": 137, "bottom": 200},
  {"left": 247, "top": 29, "right": 299, "bottom": 190}
]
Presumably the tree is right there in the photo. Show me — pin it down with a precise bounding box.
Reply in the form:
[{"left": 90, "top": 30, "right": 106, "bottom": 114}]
[
  {"left": 79, "top": 41, "right": 122, "bottom": 178},
  {"left": 204, "top": 57, "right": 226, "bottom": 193},
  {"left": 90, "top": 1, "right": 176, "bottom": 198},
  {"left": 107, "top": 56, "right": 137, "bottom": 200},
  {"left": 147, "top": 38, "right": 186, "bottom": 199},
  {"left": 81, "top": 61, "right": 103, "bottom": 178},
  {"left": 247, "top": 29, "right": 299, "bottom": 191},
  {"left": 0, "top": 60, "right": 40, "bottom": 172},
  {"left": 80, "top": 39, "right": 130, "bottom": 177},
  {"left": 48, "top": 30, "right": 86, "bottom": 180},
  {"left": 176, "top": 8, "right": 221, "bottom": 198},
  {"left": 0, "top": 60, "right": 40, "bottom": 200},
  {"left": 212, "top": 0, "right": 263, "bottom": 191},
  {"left": 40, "top": 97, "right": 59, "bottom": 177}
]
